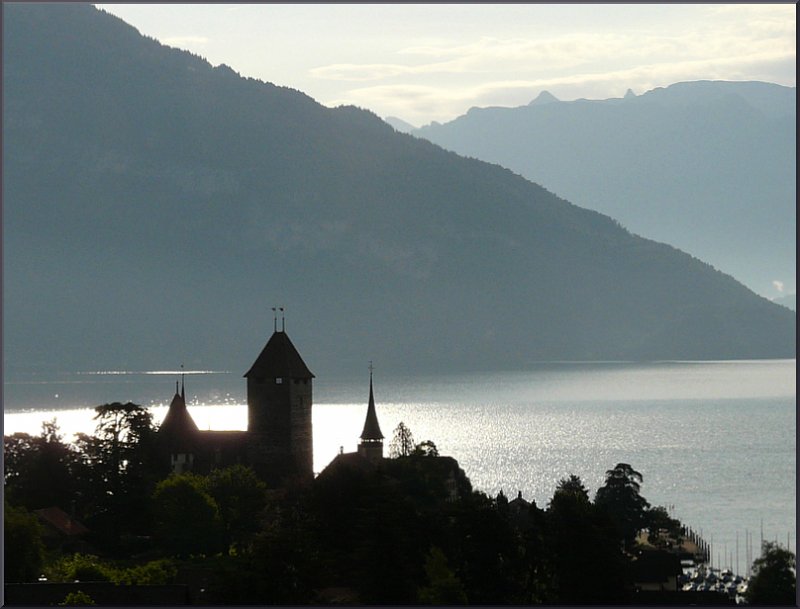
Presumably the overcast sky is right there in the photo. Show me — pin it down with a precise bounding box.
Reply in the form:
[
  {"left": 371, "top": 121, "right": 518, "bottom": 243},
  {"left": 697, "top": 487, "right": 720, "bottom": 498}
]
[{"left": 97, "top": 3, "right": 795, "bottom": 126}]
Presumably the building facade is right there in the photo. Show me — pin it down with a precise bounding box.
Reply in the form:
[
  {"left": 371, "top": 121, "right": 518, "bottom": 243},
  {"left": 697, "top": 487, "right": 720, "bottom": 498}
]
[{"left": 158, "top": 328, "right": 314, "bottom": 485}]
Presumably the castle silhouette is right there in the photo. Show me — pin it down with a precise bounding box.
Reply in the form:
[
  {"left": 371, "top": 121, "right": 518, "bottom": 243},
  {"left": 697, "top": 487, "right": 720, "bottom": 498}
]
[{"left": 158, "top": 325, "right": 384, "bottom": 485}]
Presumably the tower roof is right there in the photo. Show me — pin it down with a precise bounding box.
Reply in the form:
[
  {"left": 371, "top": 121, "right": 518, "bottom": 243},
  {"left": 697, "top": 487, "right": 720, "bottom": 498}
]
[
  {"left": 159, "top": 383, "right": 199, "bottom": 450},
  {"left": 360, "top": 372, "right": 383, "bottom": 441},
  {"left": 244, "top": 330, "right": 315, "bottom": 379}
]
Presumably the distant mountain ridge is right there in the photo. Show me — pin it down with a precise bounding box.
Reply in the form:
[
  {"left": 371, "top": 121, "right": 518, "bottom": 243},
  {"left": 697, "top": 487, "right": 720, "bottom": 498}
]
[
  {"left": 411, "top": 80, "right": 796, "bottom": 298},
  {"left": 2, "top": 4, "right": 794, "bottom": 382}
]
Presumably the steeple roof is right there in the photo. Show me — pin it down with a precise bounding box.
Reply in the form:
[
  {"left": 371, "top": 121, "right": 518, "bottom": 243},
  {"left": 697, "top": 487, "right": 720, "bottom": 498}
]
[
  {"left": 244, "top": 330, "right": 314, "bottom": 379},
  {"left": 360, "top": 372, "right": 383, "bottom": 441},
  {"left": 159, "top": 381, "right": 199, "bottom": 450}
]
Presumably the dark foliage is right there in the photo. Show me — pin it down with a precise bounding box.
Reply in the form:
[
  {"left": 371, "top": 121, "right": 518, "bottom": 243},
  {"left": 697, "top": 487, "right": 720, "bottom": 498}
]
[
  {"left": 205, "top": 464, "right": 268, "bottom": 550},
  {"left": 745, "top": 541, "right": 797, "bottom": 605},
  {"left": 72, "top": 402, "right": 162, "bottom": 551},
  {"left": 4, "top": 421, "right": 78, "bottom": 510},
  {"left": 151, "top": 473, "right": 226, "bottom": 557},
  {"left": 595, "top": 462, "right": 651, "bottom": 548},
  {"left": 547, "top": 474, "right": 632, "bottom": 603},
  {"left": 4, "top": 501, "right": 45, "bottom": 582}
]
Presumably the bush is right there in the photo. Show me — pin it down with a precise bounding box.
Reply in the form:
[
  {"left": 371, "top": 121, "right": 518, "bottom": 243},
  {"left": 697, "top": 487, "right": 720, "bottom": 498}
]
[
  {"left": 115, "top": 559, "right": 177, "bottom": 585},
  {"left": 45, "top": 554, "right": 117, "bottom": 583},
  {"left": 58, "top": 590, "right": 96, "bottom": 606}
]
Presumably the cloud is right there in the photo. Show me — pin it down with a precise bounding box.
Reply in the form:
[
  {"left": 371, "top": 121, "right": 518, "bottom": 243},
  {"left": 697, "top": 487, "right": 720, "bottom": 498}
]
[
  {"left": 307, "top": 2, "right": 794, "bottom": 124},
  {"left": 328, "top": 44, "right": 795, "bottom": 125},
  {"left": 162, "top": 35, "right": 209, "bottom": 47},
  {"left": 773, "top": 280, "right": 785, "bottom": 293}
]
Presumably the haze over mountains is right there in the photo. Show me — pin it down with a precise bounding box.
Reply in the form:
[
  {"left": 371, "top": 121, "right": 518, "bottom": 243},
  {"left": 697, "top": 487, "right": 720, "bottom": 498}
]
[
  {"left": 3, "top": 4, "right": 795, "bottom": 382},
  {"left": 409, "top": 81, "right": 796, "bottom": 302}
]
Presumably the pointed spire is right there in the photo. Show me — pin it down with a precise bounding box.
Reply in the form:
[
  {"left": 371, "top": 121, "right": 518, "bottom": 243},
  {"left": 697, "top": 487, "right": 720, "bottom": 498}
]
[{"left": 360, "top": 361, "right": 383, "bottom": 441}]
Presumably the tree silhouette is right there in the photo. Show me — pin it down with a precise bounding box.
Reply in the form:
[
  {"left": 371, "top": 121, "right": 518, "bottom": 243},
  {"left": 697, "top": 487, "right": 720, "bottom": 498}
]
[
  {"left": 206, "top": 464, "right": 268, "bottom": 550},
  {"left": 4, "top": 501, "right": 45, "bottom": 582},
  {"left": 745, "top": 541, "right": 796, "bottom": 605},
  {"left": 152, "top": 473, "right": 225, "bottom": 557},
  {"left": 412, "top": 440, "right": 439, "bottom": 457},
  {"left": 73, "top": 402, "right": 158, "bottom": 549},
  {"left": 594, "top": 463, "right": 650, "bottom": 547},
  {"left": 554, "top": 474, "right": 590, "bottom": 503},
  {"left": 389, "top": 422, "right": 415, "bottom": 458},
  {"left": 4, "top": 420, "right": 77, "bottom": 510}
]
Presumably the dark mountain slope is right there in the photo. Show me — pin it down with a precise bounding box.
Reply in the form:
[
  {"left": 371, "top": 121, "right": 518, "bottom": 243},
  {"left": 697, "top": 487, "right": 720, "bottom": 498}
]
[
  {"left": 3, "top": 4, "right": 794, "bottom": 381},
  {"left": 413, "top": 81, "right": 796, "bottom": 298}
]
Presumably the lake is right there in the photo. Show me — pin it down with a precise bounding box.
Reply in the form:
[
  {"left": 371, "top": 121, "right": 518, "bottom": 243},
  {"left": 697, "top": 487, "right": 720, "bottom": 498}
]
[{"left": 4, "top": 359, "right": 795, "bottom": 577}]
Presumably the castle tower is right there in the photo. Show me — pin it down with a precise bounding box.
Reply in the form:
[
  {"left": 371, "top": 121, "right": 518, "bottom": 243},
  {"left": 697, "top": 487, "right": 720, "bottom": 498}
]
[
  {"left": 244, "top": 326, "right": 314, "bottom": 483},
  {"left": 357, "top": 365, "right": 384, "bottom": 463},
  {"left": 159, "top": 376, "right": 200, "bottom": 474}
]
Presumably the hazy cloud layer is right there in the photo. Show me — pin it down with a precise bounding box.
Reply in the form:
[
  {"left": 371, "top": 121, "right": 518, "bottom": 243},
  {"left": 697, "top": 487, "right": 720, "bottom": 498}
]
[{"left": 98, "top": 3, "right": 795, "bottom": 126}]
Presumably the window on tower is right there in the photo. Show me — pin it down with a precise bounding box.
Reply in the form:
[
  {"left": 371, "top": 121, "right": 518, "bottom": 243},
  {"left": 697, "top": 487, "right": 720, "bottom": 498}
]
[{"left": 275, "top": 377, "right": 283, "bottom": 384}]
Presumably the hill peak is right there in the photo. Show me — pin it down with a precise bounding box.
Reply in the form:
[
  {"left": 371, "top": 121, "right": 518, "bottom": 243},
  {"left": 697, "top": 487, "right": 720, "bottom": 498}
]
[{"left": 529, "top": 90, "right": 560, "bottom": 106}]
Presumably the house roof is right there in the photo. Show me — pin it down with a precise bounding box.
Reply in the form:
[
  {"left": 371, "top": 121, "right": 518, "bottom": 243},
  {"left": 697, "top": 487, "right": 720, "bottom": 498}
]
[
  {"left": 317, "top": 451, "right": 378, "bottom": 480},
  {"left": 360, "top": 373, "right": 383, "bottom": 441},
  {"left": 244, "top": 331, "right": 314, "bottom": 379},
  {"left": 35, "top": 507, "right": 89, "bottom": 536}
]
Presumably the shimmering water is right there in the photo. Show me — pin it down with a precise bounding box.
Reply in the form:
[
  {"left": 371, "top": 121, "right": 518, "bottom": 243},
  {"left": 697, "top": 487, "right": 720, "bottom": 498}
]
[{"left": 4, "top": 360, "right": 795, "bottom": 576}]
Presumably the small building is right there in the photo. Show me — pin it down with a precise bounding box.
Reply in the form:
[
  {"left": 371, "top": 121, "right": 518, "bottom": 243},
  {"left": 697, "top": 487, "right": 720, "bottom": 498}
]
[
  {"left": 318, "top": 366, "right": 386, "bottom": 477},
  {"left": 34, "top": 506, "right": 90, "bottom": 554}
]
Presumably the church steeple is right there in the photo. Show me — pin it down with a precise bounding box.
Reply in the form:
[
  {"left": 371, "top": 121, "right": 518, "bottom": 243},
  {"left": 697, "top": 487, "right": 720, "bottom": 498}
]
[{"left": 358, "top": 363, "right": 384, "bottom": 462}]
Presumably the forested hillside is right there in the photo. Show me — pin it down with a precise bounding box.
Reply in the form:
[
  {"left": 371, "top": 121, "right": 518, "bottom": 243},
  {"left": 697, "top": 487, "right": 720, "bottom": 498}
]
[
  {"left": 412, "top": 81, "right": 796, "bottom": 299},
  {"left": 3, "top": 4, "right": 794, "bottom": 379}
]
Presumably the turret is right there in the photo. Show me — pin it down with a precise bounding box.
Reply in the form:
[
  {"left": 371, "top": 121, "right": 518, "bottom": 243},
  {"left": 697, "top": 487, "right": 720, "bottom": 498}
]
[
  {"left": 357, "top": 364, "right": 384, "bottom": 463},
  {"left": 159, "top": 375, "right": 199, "bottom": 473}
]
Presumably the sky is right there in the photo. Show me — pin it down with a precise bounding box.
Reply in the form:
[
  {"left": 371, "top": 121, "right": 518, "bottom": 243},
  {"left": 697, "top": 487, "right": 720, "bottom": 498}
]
[{"left": 96, "top": 3, "right": 795, "bottom": 127}]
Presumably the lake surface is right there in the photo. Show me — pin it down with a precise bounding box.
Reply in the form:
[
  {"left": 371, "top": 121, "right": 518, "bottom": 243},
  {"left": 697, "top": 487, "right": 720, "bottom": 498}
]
[{"left": 4, "top": 359, "right": 795, "bottom": 577}]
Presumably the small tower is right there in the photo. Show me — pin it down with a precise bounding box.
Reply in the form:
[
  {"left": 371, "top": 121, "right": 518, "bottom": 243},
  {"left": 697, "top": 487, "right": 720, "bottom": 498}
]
[
  {"left": 159, "top": 375, "right": 199, "bottom": 474},
  {"left": 357, "top": 363, "right": 384, "bottom": 463},
  {"left": 244, "top": 317, "right": 314, "bottom": 483}
]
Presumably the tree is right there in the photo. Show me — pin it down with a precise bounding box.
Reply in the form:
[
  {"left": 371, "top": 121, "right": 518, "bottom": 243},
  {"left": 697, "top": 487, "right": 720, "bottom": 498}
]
[
  {"left": 389, "top": 422, "right": 415, "bottom": 458},
  {"left": 152, "top": 473, "right": 225, "bottom": 557},
  {"left": 554, "top": 474, "right": 590, "bottom": 503},
  {"left": 645, "top": 506, "right": 682, "bottom": 546},
  {"left": 594, "top": 463, "right": 650, "bottom": 547},
  {"left": 4, "top": 501, "right": 45, "bottom": 582},
  {"left": 206, "top": 465, "right": 268, "bottom": 550},
  {"left": 412, "top": 440, "right": 439, "bottom": 457},
  {"left": 4, "top": 420, "right": 78, "bottom": 510},
  {"left": 546, "top": 474, "right": 632, "bottom": 604},
  {"left": 745, "top": 541, "right": 796, "bottom": 605},
  {"left": 417, "top": 546, "right": 467, "bottom": 604},
  {"left": 72, "top": 402, "right": 159, "bottom": 548}
]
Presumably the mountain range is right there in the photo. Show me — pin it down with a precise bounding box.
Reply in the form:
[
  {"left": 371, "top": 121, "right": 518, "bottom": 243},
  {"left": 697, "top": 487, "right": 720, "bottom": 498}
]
[
  {"left": 409, "top": 81, "right": 796, "bottom": 301},
  {"left": 2, "top": 3, "right": 795, "bottom": 382}
]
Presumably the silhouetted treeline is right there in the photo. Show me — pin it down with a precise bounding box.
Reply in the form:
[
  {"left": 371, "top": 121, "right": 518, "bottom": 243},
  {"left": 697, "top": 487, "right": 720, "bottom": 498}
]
[{"left": 5, "top": 409, "right": 704, "bottom": 604}]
